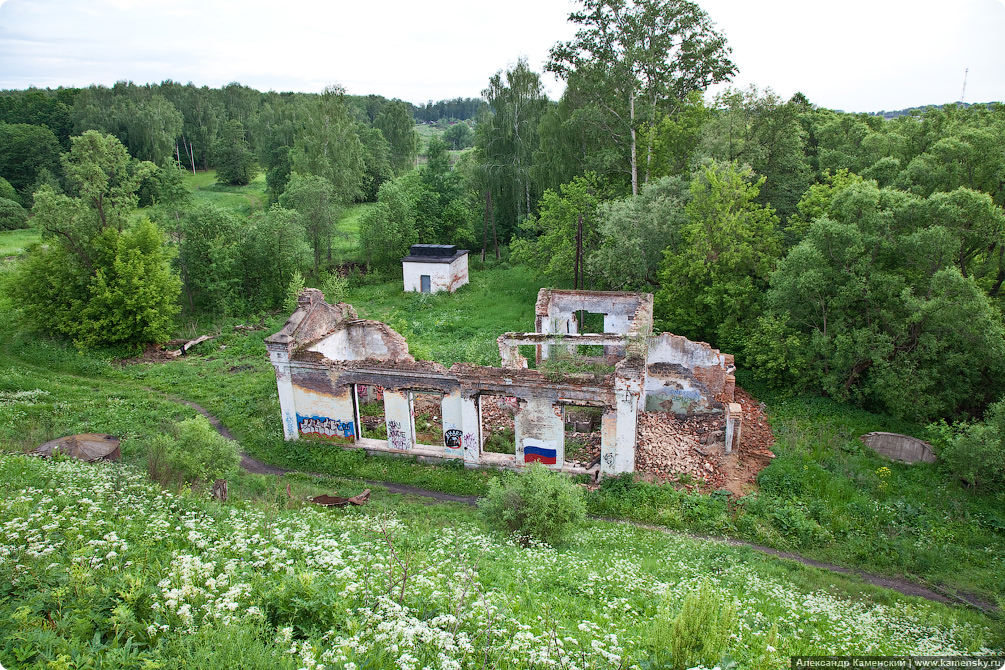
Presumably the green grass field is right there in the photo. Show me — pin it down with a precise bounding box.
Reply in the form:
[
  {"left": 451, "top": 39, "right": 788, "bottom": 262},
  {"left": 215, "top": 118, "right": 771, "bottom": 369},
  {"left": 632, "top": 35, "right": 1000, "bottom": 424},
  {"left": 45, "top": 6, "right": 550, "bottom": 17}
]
[
  {"left": 2, "top": 451, "right": 998, "bottom": 669},
  {"left": 182, "top": 170, "right": 268, "bottom": 216},
  {"left": 0, "top": 228, "right": 40, "bottom": 256},
  {"left": 346, "top": 262, "right": 540, "bottom": 366},
  {"left": 1, "top": 246, "right": 1003, "bottom": 608}
]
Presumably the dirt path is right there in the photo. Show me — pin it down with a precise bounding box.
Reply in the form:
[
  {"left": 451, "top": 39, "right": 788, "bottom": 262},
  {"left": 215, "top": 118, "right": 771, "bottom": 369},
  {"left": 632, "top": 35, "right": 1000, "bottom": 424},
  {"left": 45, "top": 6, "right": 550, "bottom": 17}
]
[{"left": 183, "top": 396, "right": 995, "bottom": 614}]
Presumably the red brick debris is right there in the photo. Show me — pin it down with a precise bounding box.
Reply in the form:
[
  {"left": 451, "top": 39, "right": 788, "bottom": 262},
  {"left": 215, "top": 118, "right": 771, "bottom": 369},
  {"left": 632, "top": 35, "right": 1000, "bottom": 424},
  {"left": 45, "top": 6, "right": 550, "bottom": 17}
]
[
  {"left": 735, "top": 387, "right": 776, "bottom": 461},
  {"left": 635, "top": 387, "right": 775, "bottom": 491}
]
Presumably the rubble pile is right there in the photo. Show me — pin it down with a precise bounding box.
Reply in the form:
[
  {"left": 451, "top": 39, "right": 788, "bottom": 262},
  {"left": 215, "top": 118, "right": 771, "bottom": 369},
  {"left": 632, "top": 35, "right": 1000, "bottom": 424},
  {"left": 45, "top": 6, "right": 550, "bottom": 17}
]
[
  {"left": 636, "top": 388, "right": 776, "bottom": 490},
  {"left": 636, "top": 412, "right": 727, "bottom": 487},
  {"left": 479, "top": 396, "right": 516, "bottom": 437},
  {"left": 734, "top": 388, "right": 775, "bottom": 461},
  {"left": 565, "top": 431, "right": 601, "bottom": 468}
]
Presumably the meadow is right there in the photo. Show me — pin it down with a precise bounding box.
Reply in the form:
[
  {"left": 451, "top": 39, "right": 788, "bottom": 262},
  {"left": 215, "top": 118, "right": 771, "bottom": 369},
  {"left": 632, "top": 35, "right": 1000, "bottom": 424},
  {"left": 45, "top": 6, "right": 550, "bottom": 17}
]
[
  {"left": 0, "top": 454, "right": 997, "bottom": 669},
  {"left": 1, "top": 172, "right": 1004, "bottom": 667}
]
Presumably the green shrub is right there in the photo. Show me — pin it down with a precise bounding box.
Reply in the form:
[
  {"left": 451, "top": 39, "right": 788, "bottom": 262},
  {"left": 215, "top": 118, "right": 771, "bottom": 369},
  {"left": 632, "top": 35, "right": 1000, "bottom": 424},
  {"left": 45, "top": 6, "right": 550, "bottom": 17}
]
[
  {"left": 935, "top": 400, "right": 1005, "bottom": 492},
  {"left": 478, "top": 463, "right": 586, "bottom": 545},
  {"left": 647, "top": 579, "right": 737, "bottom": 670},
  {"left": 146, "top": 415, "right": 241, "bottom": 487},
  {"left": 320, "top": 270, "right": 349, "bottom": 304},
  {"left": 0, "top": 196, "right": 28, "bottom": 230}
]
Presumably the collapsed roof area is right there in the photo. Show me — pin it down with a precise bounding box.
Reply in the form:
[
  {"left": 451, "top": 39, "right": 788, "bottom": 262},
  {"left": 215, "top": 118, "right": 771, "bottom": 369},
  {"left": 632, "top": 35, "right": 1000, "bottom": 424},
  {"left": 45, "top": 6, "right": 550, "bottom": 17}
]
[{"left": 265, "top": 288, "right": 743, "bottom": 477}]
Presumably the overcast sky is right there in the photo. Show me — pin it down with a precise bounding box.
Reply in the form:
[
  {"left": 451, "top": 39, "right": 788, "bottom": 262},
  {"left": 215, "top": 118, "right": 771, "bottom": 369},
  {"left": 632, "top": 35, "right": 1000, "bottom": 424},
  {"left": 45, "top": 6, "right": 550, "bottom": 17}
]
[{"left": 1, "top": 0, "right": 1003, "bottom": 113}]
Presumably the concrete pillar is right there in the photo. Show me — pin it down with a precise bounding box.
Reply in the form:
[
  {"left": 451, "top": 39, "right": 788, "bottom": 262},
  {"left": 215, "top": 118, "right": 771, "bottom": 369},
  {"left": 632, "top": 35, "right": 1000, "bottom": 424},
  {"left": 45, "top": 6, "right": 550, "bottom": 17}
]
[
  {"left": 514, "top": 396, "right": 564, "bottom": 469},
  {"left": 267, "top": 347, "right": 298, "bottom": 440},
  {"left": 383, "top": 390, "right": 414, "bottom": 451},
  {"left": 613, "top": 390, "right": 638, "bottom": 473},
  {"left": 725, "top": 402, "right": 743, "bottom": 454},
  {"left": 441, "top": 389, "right": 466, "bottom": 459},
  {"left": 613, "top": 371, "right": 642, "bottom": 474},
  {"left": 460, "top": 394, "right": 481, "bottom": 465},
  {"left": 600, "top": 409, "right": 618, "bottom": 475}
]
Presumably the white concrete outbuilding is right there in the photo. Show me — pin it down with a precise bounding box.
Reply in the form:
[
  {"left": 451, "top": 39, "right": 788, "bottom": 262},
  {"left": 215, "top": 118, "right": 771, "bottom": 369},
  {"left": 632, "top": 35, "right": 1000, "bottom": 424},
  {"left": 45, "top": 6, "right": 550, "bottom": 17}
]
[{"left": 402, "top": 244, "right": 469, "bottom": 294}]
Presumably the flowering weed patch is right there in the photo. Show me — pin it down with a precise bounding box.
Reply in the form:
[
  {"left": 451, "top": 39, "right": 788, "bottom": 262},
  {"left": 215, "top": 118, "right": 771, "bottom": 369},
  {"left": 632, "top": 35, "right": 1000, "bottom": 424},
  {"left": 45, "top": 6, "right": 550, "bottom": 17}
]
[{"left": 0, "top": 455, "right": 999, "bottom": 669}]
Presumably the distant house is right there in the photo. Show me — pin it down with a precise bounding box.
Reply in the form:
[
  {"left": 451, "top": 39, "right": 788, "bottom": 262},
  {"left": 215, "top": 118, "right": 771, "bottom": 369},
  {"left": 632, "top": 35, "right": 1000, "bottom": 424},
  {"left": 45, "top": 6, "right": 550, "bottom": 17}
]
[{"left": 401, "top": 244, "right": 469, "bottom": 294}]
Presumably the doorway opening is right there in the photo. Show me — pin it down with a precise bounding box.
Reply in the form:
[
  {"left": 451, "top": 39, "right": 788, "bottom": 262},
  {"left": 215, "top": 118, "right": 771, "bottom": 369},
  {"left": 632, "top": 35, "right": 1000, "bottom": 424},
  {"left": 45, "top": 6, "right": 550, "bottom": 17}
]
[
  {"left": 563, "top": 404, "right": 603, "bottom": 469},
  {"left": 356, "top": 384, "right": 386, "bottom": 439}
]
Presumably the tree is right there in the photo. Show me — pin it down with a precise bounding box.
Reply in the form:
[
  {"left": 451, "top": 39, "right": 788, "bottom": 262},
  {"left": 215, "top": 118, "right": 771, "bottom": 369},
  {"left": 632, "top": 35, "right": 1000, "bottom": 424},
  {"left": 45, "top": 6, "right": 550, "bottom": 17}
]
[
  {"left": 548, "top": 0, "right": 736, "bottom": 195},
  {"left": 647, "top": 90, "right": 709, "bottom": 178},
  {"left": 375, "top": 100, "right": 420, "bottom": 175},
  {"left": 590, "top": 175, "right": 689, "bottom": 289},
  {"left": 655, "top": 160, "right": 780, "bottom": 352},
  {"left": 356, "top": 123, "right": 394, "bottom": 202},
  {"left": 72, "top": 85, "right": 183, "bottom": 165},
  {"left": 278, "top": 173, "right": 344, "bottom": 273},
  {"left": 235, "top": 205, "right": 311, "bottom": 310},
  {"left": 291, "top": 86, "right": 365, "bottom": 204},
  {"left": 213, "top": 120, "right": 258, "bottom": 186},
  {"left": 358, "top": 178, "right": 416, "bottom": 270},
  {"left": 0, "top": 122, "right": 62, "bottom": 204},
  {"left": 0, "top": 197, "right": 29, "bottom": 231},
  {"left": 169, "top": 202, "right": 242, "bottom": 314},
  {"left": 755, "top": 179, "right": 1005, "bottom": 420},
  {"left": 0, "top": 175, "right": 28, "bottom": 229},
  {"left": 697, "top": 86, "right": 810, "bottom": 222},
  {"left": 442, "top": 122, "right": 474, "bottom": 150},
  {"left": 477, "top": 57, "right": 549, "bottom": 237},
  {"left": 510, "top": 174, "right": 603, "bottom": 285},
  {"left": 11, "top": 131, "right": 180, "bottom": 348}
]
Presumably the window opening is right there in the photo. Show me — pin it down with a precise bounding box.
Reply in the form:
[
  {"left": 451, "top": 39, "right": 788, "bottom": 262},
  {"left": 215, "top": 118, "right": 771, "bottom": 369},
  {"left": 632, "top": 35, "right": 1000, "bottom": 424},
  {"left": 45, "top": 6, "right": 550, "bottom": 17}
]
[{"left": 409, "top": 391, "right": 443, "bottom": 447}]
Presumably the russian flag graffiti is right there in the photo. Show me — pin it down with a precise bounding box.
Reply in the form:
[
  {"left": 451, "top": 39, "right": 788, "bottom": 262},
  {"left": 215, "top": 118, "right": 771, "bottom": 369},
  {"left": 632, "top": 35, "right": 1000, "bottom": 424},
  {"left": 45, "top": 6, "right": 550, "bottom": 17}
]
[{"left": 524, "top": 444, "right": 557, "bottom": 465}]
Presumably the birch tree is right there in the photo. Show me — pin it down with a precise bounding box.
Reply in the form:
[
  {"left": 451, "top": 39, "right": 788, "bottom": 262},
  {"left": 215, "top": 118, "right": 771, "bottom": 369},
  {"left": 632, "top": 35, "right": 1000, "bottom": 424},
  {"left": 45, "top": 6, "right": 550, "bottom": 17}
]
[{"left": 547, "top": 0, "right": 736, "bottom": 195}]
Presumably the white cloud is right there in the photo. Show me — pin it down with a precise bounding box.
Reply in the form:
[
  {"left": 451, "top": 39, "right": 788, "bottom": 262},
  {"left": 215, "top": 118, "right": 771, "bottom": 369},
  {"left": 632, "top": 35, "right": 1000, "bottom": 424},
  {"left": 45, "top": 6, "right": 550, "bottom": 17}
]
[{"left": 0, "top": 0, "right": 1002, "bottom": 110}]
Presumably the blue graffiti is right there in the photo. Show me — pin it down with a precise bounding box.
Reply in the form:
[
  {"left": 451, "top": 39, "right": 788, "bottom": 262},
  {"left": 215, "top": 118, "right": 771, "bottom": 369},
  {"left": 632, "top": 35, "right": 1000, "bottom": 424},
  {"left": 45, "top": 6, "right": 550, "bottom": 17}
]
[
  {"left": 296, "top": 414, "right": 355, "bottom": 439},
  {"left": 662, "top": 388, "right": 701, "bottom": 400}
]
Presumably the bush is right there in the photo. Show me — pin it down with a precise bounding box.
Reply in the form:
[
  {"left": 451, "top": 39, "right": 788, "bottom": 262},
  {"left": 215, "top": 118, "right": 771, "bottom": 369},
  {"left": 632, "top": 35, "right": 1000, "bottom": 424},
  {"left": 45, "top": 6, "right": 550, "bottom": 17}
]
[
  {"left": 478, "top": 463, "right": 586, "bottom": 545},
  {"left": 320, "top": 270, "right": 349, "bottom": 304},
  {"left": 647, "top": 579, "right": 737, "bottom": 670},
  {"left": 146, "top": 415, "right": 241, "bottom": 488},
  {"left": 0, "top": 196, "right": 28, "bottom": 230},
  {"left": 936, "top": 400, "right": 1005, "bottom": 492}
]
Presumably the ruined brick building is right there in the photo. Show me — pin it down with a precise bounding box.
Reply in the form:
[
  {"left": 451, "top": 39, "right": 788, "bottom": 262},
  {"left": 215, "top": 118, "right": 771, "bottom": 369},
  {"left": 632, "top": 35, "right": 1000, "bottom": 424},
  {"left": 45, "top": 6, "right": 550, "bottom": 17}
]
[{"left": 266, "top": 288, "right": 742, "bottom": 477}]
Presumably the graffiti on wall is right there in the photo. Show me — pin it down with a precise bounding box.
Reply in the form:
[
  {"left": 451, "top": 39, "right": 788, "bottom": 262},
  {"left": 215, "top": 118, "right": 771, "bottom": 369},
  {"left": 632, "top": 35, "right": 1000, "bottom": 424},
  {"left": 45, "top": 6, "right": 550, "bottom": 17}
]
[
  {"left": 357, "top": 384, "right": 385, "bottom": 403},
  {"left": 387, "top": 419, "right": 410, "bottom": 450},
  {"left": 523, "top": 439, "right": 557, "bottom": 465},
  {"left": 297, "top": 414, "right": 355, "bottom": 440},
  {"left": 444, "top": 429, "right": 463, "bottom": 449}
]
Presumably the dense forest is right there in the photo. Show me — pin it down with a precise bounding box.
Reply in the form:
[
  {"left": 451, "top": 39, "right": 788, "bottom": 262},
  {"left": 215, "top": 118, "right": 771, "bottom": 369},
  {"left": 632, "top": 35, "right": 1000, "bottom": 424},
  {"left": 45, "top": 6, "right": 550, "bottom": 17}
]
[{"left": 1, "top": 0, "right": 1003, "bottom": 491}]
